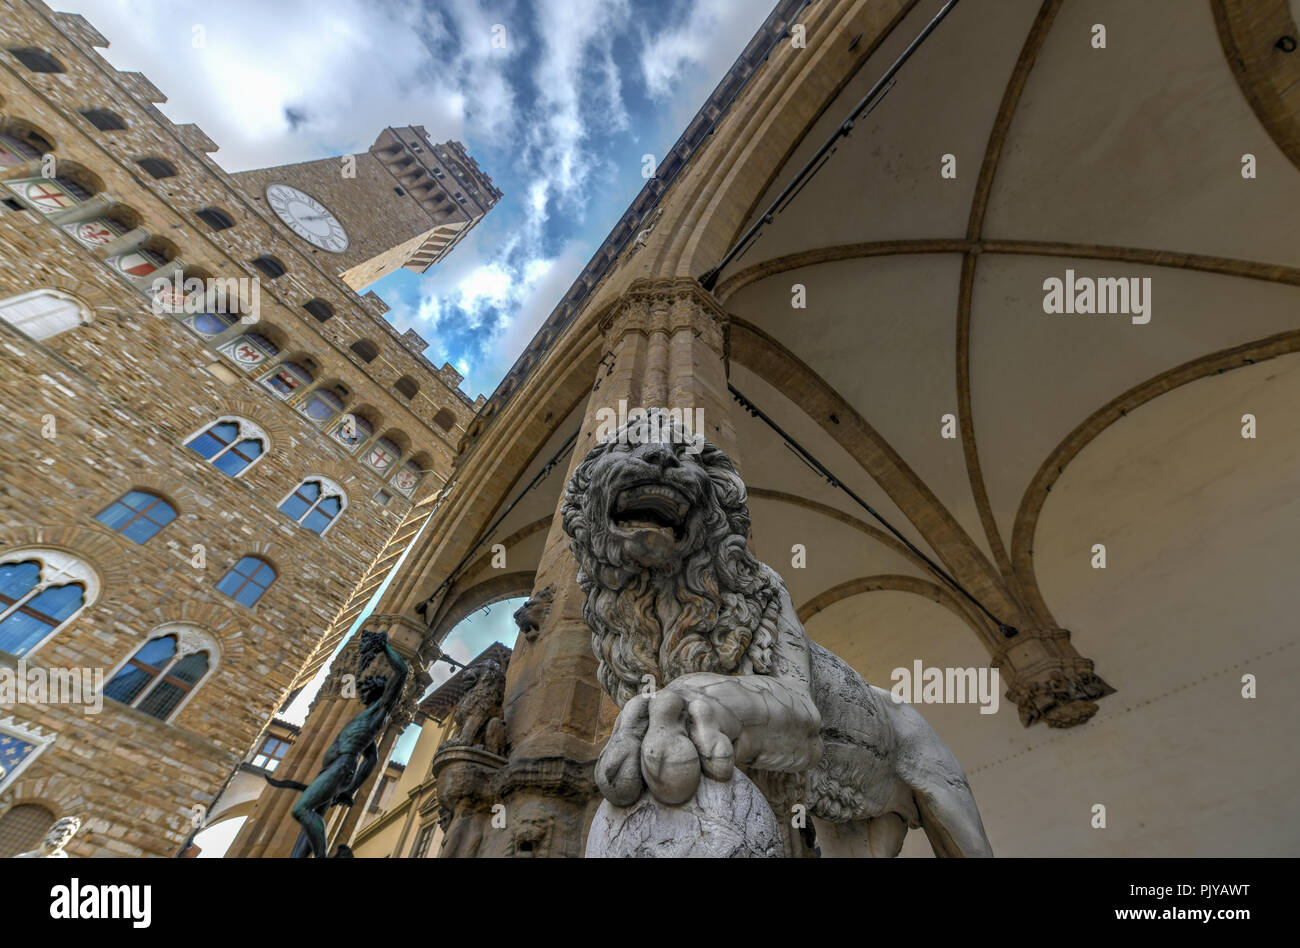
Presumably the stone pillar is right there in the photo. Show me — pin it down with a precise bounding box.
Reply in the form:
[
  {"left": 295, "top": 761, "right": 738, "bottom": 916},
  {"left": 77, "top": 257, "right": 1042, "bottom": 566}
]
[
  {"left": 483, "top": 277, "right": 734, "bottom": 858},
  {"left": 225, "top": 619, "right": 429, "bottom": 858}
]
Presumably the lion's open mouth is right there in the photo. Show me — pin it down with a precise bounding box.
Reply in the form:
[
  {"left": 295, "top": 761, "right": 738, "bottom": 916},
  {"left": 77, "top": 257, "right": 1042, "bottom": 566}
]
[{"left": 611, "top": 483, "right": 690, "bottom": 540}]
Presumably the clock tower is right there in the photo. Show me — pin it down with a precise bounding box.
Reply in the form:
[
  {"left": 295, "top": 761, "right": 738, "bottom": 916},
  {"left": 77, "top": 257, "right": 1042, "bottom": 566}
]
[{"left": 231, "top": 126, "right": 500, "bottom": 290}]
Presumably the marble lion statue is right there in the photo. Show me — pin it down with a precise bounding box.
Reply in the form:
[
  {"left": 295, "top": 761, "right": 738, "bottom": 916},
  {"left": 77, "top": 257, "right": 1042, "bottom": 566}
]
[{"left": 561, "top": 411, "right": 992, "bottom": 857}]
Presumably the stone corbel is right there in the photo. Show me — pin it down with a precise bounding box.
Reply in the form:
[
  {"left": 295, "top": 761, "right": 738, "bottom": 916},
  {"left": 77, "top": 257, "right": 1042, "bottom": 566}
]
[{"left": 994, "top": 628, "right": 1114, "bottom": 728}]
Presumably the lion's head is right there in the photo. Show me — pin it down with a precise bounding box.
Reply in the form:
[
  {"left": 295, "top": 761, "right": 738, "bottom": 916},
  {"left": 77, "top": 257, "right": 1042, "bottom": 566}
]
[
  {"left": 513, "top": 585, "right": 554, "bottom": 642},
  {"left": 561, "top": 410, "right": 780, "bottom": 706}
]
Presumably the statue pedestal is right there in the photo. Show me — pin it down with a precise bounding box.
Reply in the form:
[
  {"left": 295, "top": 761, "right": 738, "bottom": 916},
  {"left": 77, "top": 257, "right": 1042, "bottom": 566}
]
[
  {"left": 585, "top": 770, "right": 783, "bottom": 858},
  {"left": 431, "top": 744, "right": 507, "bottom": 858}
]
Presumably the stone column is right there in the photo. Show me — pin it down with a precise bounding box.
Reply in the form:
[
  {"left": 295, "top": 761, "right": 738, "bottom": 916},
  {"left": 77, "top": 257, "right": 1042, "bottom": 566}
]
[
  {"left": 225, "top": 620, "right": 428, "bottom": 858},
  {"left": 481, "top": 277, "right": 734, "bottom": 858}
]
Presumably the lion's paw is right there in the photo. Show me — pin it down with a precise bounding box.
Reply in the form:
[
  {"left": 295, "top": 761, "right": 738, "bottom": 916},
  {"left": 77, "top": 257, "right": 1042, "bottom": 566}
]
[{"left": 595, "top": 694, "right": 650, "bottom": 807}]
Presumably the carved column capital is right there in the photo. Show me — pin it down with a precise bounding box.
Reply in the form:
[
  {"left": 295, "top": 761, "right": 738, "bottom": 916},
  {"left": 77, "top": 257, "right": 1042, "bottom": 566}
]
[
  {"left": 599, "top": 277, "right": 728, "bottom": 358},
  {"left": 994, "top": 628, "right": 1114, "bottom": 727}
]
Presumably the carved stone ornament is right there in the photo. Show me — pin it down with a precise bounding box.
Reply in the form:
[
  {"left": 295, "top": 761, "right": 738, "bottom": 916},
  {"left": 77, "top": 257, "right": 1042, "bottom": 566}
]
[
  {"left": 512, "top": 586, "right": 554, "bottom": 643},
  {"left": 445, "top": 659, "right": 507, "bottom": 756},
  {"left": 561, "top": 411, "right": 994, "bottom": 857}
]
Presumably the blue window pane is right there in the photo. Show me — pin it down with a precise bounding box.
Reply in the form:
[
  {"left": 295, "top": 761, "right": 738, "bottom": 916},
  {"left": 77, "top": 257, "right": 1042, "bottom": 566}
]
[
  {"left": 97, "top": 493, "right": 174, "bottom": 544},
  {"left": 298, "top": 481, "right": 321, "bottom": 501},
  {"left": 188, "top": 422, "right": 238, "bottom": 460},
  {"left": 135, "top": 636, "right": 177, "bottom": 667},
  {"left": 95, "top": 501, "right": 134, "bottom": 531},
  {"left": 217, "top": 558, "right": 273, "bottom": 606},
  {"left": 0, "top": 610, "right": 55, "bottom": 656},
  {"left": 104, "top": 664, "right": 153, "bottom": 704},
  {"left": 169, "top": 651, "right": 210, "bottom": 685},
  {"left": 137, "top": 681, "right": 185, "bottom": 720},
  {"left": 213, "top": 449, "right": 249, "bottom": 477},
  {"left": 0, "top": 561, "right": 41, "bottom": 603},
  {"left": 316, "top": 496, "right": 341, "bottom": 517},
  {"left": 120, "top": 517, "right": 162, "bottom": 543},
  {"left": 215, "top": 569, "right": 244, "bottom": 598},
  {"left": 234, "top": 439, "right": 263, "bottom": 461},
  {"left": 279, "top": 494, "right": 310, "bottom": 521},
  {"left": 302, "top": 509, "right": 332, "bottom": 534},
  {"left": 234, "top": 580, "right": 266, "bottom": 607},
  {"left": 233, "top": 556, "right": 262, "bottom": 577},
  {"left": 121, "top": 491, "right": 155, "bottom": 510},
  {"left": 27, "top": 583, "right": 84, "bottom": 623}
]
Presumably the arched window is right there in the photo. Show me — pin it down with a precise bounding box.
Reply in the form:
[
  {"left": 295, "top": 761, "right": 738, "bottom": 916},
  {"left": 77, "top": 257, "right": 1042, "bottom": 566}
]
[
  {"left": 0, "top": 132, "right": 43, "bottom": 168},
  {"left": 196, "top": 207, "right": 234, "bottom": 231},
  {"left": 297, "top": 384, "right": 346, "bottom": 425},
  {"left": 0, "top": 805, "right": 56, "bottom": 858},
  {"left": 261, "top": 360, "right": 313, "bottom": 399},
  {"left": 364, "top": 437, "right": 400, "bottom": 474},
  {"left": 250, "top": 255, "right": 286, "bottom": 279},
  {"left": 81, "top": 108, "right": 127, "bottom": 131},
  {"left": 95, "top": 490, "right": 177, "bottom": 544},
  {"left": 7, "top": 48, "right": 64, "bottom": 73},
  {"left": 137, "top": 156, "right": 176, "bottom": 179},
  {"left": 303, "top": 299, "right": 333, "bottom": 322},
  {"left": 349, "top": 339, "right": 378, "bottom": 363},
  {"left": 279, "top": 478, "right": 346, "bottom": 535},
  {"left": 216, "top": 557, "right": 276, "bottom": 606},
  {"left": 331, "top": 413, "right": 373, "bottom": 453},
  {"left": 104, "top": 624, "right": 218, "bottom": 721},
  {"left": 0, "top": 289, "right": 90, "bottom": 341},
  {"left": 0, "top": 550, "right": 97, "bottom": 657},
  {"left": 433, "top": 408, "right": 455, "bottom": 431},
  {"left": 186, "top": 417, "right": 268, "bottom": 477},
  {"left": 219, "top": 332, "right": 279, "bottom": 372},
  {"left": 395, "top": 376, "right": 419, "bottom": 399}
]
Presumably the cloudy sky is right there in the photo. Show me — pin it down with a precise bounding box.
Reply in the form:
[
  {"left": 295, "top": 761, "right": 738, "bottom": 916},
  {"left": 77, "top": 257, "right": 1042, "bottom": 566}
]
[{"left": 61, "top": 0, "right": 774, "bottom": 399}]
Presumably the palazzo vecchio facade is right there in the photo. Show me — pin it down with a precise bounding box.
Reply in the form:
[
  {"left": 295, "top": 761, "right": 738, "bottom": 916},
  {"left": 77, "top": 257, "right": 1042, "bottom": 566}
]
[{"left": 0, "top": 0, "right": 497, "bottom": 856}]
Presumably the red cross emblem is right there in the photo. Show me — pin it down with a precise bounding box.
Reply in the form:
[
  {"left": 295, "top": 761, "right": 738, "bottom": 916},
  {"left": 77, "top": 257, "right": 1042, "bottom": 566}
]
[
  {"left": 368, "top": 447, "right": 393, "bottom": 468},
  {"left": 25, "top": 182, "right": 72, "bottom": 208}
]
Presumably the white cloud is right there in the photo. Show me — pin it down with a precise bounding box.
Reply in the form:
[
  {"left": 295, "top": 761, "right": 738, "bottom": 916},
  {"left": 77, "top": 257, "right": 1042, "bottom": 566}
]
[{"left": 57, "top": 0, "right": 511, "bottom": 171}]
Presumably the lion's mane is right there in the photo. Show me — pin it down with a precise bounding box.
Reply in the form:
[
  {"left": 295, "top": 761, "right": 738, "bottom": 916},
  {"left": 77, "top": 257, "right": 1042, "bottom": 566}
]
[{"left": 561, "top": 416, "right": 781, "bottom": 706}]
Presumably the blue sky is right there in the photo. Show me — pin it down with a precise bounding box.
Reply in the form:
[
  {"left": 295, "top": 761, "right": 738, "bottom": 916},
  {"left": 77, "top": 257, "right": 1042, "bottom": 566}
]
[{"left": 63, "top": 0, "right": 775, "bottom": 398}]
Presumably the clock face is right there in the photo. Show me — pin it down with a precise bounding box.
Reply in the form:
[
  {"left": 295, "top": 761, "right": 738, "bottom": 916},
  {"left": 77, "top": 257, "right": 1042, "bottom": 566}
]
[{"left": 266, "top": 184, "right": 349, "bottom": 252}]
